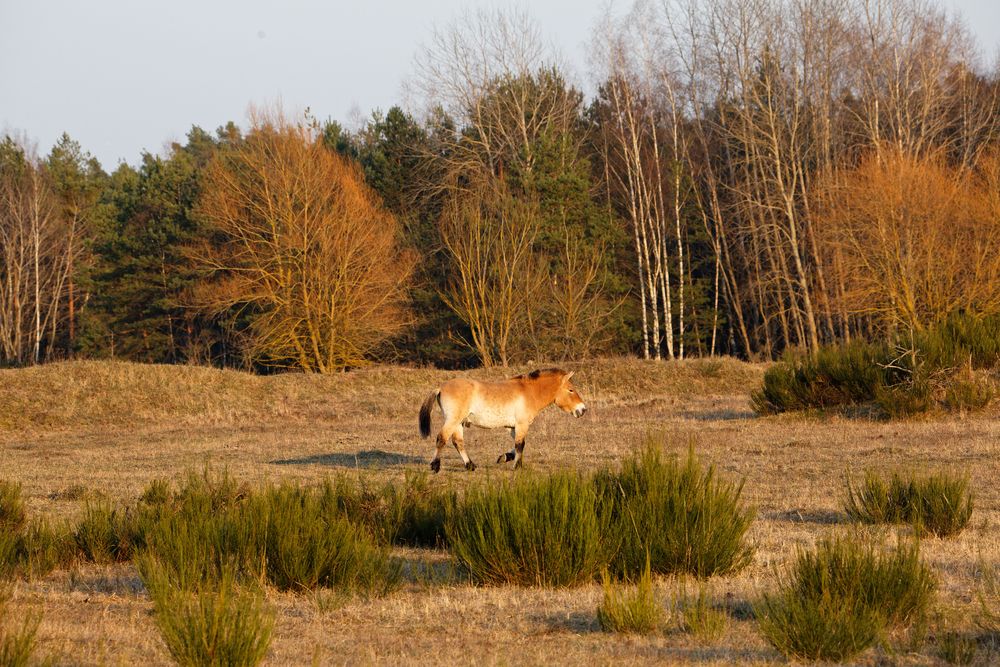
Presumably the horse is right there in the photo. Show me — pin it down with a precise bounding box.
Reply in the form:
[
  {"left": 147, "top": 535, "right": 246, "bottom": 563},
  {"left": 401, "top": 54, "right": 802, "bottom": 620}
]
[{"left": 418, "top": 368, "right": 588, "bottom": 472}]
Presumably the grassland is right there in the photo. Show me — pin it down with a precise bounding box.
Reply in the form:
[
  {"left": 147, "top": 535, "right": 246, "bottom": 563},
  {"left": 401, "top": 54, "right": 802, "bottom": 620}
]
[{"left": 2, "top": 357, "right": 999, "bottom": 665}]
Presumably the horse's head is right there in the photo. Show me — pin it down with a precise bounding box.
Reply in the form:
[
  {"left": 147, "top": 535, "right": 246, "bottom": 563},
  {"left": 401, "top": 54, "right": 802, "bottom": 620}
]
[{"left": 554, "top": 371, "right": 588, "bottom": 418}]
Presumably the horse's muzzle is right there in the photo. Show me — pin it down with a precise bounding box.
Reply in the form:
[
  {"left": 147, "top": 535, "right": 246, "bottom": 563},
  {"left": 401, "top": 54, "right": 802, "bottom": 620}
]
[{"left": 574, "top": 405, "right": 588, "bottom": 418}]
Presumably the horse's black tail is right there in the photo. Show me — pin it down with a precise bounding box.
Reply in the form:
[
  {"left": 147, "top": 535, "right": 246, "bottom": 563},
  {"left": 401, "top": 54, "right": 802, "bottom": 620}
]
[{"left": 419, "top": 390, "right": 439, "bottom": 438}]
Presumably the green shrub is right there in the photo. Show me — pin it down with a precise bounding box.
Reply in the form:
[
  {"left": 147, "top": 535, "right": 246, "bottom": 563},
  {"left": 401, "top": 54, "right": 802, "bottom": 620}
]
[
  {"left": 595, "top": 441, "right": 754, "bottom": 579},
  {"left": 0, "top": 588, "right": 41, "bottom": 667},
  {"left": 448, "top": 471, "right": 611, "bottom": 587},
  {"left": 14, "top": 519, "right": 75, "bottom": 580},
  {"left": 75, "top": 501, "right": 144, "bottom": 564},
  {"left": 752, "top": 313, "right": 1000, "bottom": 417},
  {"left": 381, "top": 473, "right": 455, "bottom": 548},
  {"left": 139, "top": 481, "right": 399, "bottom": 595},
  {"left": 597, "top": 560, "right": 662, "bottom": 634},
  {"left": 0, "top": 482, "right": 25, "bottom": 534},
  {"left": 752, "top": 341, "right": 890, "bottom": 414},
  {"left": 757, "top": 534, "right": 936, "bottom": 662},
  {"left": 142, "top": 562, "right": 273, "bottom": 667},
  {"left": 845, "top": 470, "right": 973, "bottom": 537},
  {"left": 317, "top": 474, "right": 455, "bottom": 548},
  {"left": 253, "top": 485, "right": 399, "bottom": 594},
  {"left": 139, "top": 478, "right": 172, "bottom": 507}
]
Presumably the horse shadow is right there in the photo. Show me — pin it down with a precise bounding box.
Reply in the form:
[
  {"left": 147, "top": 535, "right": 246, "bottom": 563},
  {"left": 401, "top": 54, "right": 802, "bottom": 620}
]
[{"left": 270, "top": 449, "right": 425, "bottom": 469}]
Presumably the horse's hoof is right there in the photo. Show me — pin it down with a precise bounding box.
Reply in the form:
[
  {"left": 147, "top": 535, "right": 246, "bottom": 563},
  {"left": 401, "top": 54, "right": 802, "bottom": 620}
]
[
  {"left": 430, "top": 459, "right": 441, "bottom": 473},
  {"left": 465, "top": 461, "right": 477, "bottom": 471}
]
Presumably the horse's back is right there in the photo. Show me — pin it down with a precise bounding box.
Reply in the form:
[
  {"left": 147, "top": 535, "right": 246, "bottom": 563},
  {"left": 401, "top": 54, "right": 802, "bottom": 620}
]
[{"left": 439, "top": 377, "right": 522, "bottom": 427}]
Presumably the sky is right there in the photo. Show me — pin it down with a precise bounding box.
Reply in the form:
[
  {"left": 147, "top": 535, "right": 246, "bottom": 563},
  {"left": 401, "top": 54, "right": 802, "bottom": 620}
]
[{"left": 1, "top": 0, "right": 998, "bottom": 169}]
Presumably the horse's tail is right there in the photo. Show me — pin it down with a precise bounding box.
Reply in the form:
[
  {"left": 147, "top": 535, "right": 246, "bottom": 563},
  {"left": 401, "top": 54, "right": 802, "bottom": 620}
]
[{"left": 419, "top": 390, "right": 440, "bottom": 438}]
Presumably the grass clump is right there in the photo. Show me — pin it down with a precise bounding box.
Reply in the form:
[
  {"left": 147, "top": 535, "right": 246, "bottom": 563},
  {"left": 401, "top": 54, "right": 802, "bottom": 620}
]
[
  {"left": 0, "top": 482, "right": 26, "bottom": 534},
  {"left": 253, "top": 485, "right": 399, "bottom": 594},
  {"left": 845, "top": 470, "right": 973, "bottom": 537},
  {"left": 447, "top": 471, "right": 611, "bottom": 587},
  {"left": 141, "top": 562, "right": 274, "bottom": 667},
  {"left": 752, "top": 312, "right": 1000, "bottom": 417},
  {"left": 757, "top": 533, "right": 936, "bottom": 662},
  {"left": 319, "top": 473, "right": 455, "bottom": 548},
  {"left": 595, "top": 440, "right": 755, "bottom": 579},
  {"left": 935, "top": 630, "right": 977, "bottom": 665},
  {"left": 0, "top": 587, "right": 41, "bottom": 667},
  {"left": 676, "top": 583, "right": 727, "bottom": 642},
  {"left": 597, "top": 559, "right": 662, "bottom": 634},
  {"left": 139, "top": 474, "right": 399, "bottom": 596}
]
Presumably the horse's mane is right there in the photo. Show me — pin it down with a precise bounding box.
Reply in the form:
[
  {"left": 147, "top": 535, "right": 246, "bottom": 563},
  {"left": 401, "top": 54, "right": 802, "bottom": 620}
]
[{"left": 514, "top": 368, "right": 566, "bottom": 381}]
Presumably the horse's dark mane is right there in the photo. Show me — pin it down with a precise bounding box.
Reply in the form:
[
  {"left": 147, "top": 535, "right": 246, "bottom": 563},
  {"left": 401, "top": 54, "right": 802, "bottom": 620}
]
[{"left": 515, "top": 367, "right": 566, "bottom": 380}]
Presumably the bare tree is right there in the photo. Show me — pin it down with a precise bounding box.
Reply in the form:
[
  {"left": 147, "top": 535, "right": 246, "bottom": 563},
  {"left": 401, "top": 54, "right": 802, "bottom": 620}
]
[{"left": 193, "top": 110, "right": 413, "bottom": 372}]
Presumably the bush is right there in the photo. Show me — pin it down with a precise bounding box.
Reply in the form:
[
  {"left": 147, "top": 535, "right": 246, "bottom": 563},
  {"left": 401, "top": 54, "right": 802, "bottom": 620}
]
[
  {"left": 318, "top": 473, "right": 455, "bottom": 548},
  {"left": 0, "top": 483, "right": 74, "bottom": 580},
  {"left": 75, "top": 502, "right": 135, "bottom": 564},
  {"left": 845, "top": 470, "right": 973, "bottom": 537},
  {"left": 142, "top": 562, "right": 274, "bottom": 667},
  {"left": 597, "top": 560, "right": 662, "bottom": 634},
  {"left": 139, "top": 479, "right": 399, "bottom": 596},
  {"left": 11, "top": 519, "right": 75, "bottom": 580},
  {"left": 757, "top": 534, "right": 936, "bottom": 662},
  {"left": 447, "top": 471, "right": 611, "bottom": 587},
  {"left": 752, "top": 313, "right": 1000, "bottom": 417},
  {"left": 381, "top": 473, "right": 455, "bottom": 548},
  {"left": 595, "top": 441, "right": 755, "bottom": 579},
  {"left": 253, "top": 485, "right": 399, "bottom": 594}
]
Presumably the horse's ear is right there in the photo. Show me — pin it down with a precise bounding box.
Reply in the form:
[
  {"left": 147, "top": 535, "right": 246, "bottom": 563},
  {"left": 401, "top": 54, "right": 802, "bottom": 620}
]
[{"left": 564, "top": 371, "right": 574, "bottom": 381}]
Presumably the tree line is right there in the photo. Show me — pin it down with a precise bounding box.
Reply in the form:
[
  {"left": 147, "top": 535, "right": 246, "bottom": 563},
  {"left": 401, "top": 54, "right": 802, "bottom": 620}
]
[{"left": 2, "top": 0, "right": 998, "bottom": 371}]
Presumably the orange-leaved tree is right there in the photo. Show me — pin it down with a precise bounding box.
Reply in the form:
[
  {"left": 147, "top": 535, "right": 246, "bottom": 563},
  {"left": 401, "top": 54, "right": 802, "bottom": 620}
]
[
  {"left": 194, "top": 111, "right": 413, "bottom": 372},
  {"left": 816, "top": 147, "right": 1000, "bottom": 332}
]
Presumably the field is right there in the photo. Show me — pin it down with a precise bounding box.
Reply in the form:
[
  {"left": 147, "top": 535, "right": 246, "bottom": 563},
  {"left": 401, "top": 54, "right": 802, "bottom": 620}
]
[{"left": 2, "top": 358, "right": 999, "bottom": 665}]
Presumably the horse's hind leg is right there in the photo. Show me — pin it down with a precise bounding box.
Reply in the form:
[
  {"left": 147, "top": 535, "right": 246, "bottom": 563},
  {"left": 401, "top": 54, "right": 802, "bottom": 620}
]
[
  {"left": 431, "top": 421, "right": 456, "bottom": 473},
  {"left": 451, "top": 424, "right": 476, "bottom": 471}
]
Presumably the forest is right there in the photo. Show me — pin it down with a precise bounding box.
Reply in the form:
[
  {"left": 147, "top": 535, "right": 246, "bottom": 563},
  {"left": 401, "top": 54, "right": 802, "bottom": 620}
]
[{"left": 2, "top": 0, "right": 999, "bottom": 371}]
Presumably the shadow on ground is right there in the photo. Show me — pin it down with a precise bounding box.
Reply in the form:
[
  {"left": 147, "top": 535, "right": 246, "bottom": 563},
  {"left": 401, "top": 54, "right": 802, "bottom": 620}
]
[
  {"left": 270, "top": 449, "right": 425, "bottom": 469},
  {"left": 767, "top": 508, "right": 845, "bottom": 525}
]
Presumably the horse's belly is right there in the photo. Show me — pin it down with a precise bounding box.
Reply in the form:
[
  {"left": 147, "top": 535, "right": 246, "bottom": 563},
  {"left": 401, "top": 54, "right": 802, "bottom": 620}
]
[{"left": 465, "top": 409, "right": 513, "bottom": 429}]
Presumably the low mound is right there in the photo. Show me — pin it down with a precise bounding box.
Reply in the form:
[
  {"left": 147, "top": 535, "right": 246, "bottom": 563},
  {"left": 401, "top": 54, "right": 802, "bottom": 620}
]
[{"left": 0, "top": 357, "right": 763, "bottom": 431}]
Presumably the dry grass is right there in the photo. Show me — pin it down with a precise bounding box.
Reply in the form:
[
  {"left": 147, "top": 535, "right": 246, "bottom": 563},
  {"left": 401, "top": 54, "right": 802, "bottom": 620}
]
[{"left": 3, "top": 357, "right": 1000, "bottom": 665}]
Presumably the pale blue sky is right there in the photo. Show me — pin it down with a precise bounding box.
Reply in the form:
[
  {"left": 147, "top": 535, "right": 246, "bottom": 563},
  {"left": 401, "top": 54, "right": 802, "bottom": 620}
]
[{"left": 1, "top": 0, "right": 997, "bottom": 169}]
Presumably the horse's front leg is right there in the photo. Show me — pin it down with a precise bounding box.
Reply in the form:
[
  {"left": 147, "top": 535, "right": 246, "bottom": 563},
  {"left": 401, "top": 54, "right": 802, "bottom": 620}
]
[
  {"left": 497, "top": 427, "right": 517, "bottom": 465},
  {"left": 502, "top": 424, "right": 526, "bottom": 470}
]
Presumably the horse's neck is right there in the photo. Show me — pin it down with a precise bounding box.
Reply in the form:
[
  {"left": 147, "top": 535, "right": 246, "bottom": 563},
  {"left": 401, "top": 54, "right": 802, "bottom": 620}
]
[{"left": 532, "top": 376, "right": 559, "bottom": 412}]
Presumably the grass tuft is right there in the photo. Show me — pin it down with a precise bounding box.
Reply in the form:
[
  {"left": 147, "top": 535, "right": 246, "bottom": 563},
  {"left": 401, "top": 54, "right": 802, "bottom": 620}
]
[
  {"left": 845, "top": 470, "right": 973, "bottom": 537},
  {"left": 0, "top": 587, "right": 41, "bottom": 667},
  {"left": 676, "top": 583, "right": 727, "bottom": 642},
  {"left": 0, "top": 482, "right": 26, "bottom": 534},
  {"left": 597, "top": 559, "right": 662, "bottom": 634},
  {"left": 141, "top": 561, "right": 274, "bottom": 667},
  {"left": 595, "top": 439, "right": 755, "bottom": 579},
  {"left": 447, "top": 471, "right": 611, "bottom": 587},
  {"left": 757, "top": 533, "right": 936, "bottom": 662}
]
